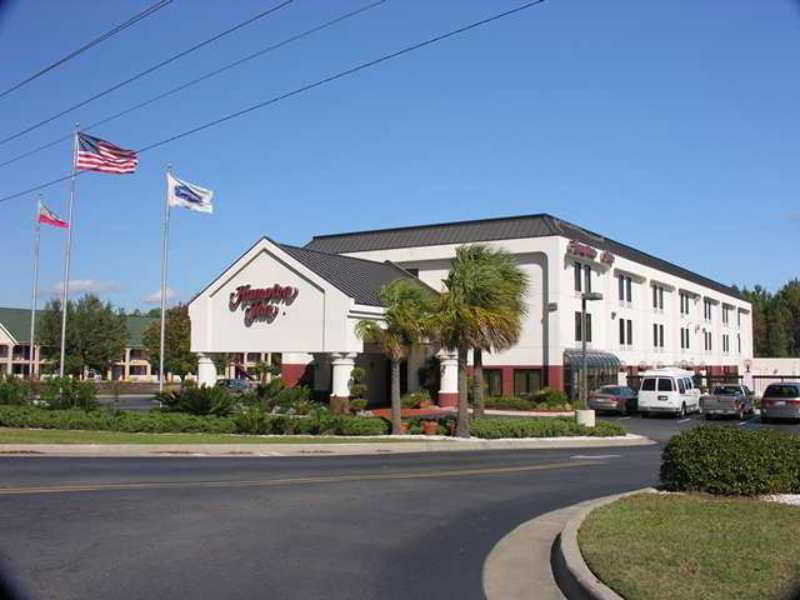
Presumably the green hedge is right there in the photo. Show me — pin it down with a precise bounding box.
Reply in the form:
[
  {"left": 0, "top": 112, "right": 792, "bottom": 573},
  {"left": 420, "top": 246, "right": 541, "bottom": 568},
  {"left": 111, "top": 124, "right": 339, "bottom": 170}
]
[
  {"left": 469, "top": 417, "right": 624, "bottom": 439},
  {"left": 661, "top": 426, "right": 800, "bottom": 496},
  {"left": 0, "top": 406, "right": 389, "bottom": 437},
  {"left": 483, "top": 393, "right": 573, "bottom": 412}
]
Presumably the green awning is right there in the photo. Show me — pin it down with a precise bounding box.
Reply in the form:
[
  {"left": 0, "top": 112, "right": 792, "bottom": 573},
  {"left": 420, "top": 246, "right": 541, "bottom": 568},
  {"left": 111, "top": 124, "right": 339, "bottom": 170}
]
[{"left": 564, "top": 349, "right": 621, "bottom": 370}]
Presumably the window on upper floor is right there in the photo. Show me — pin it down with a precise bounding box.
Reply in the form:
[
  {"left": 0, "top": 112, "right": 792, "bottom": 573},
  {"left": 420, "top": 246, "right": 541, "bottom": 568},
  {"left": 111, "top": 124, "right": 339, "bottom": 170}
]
[
  {"left": 574, "top": 262, "right": 581, "bottom": 292},
  {"left": 0, "top": 345, "right": 7, "bottom": 358},
  {"left": 574, "top": 263, "right": 592, "bottom": 294},
  {"left": 652, "top": 323, "right": 665, "bottom": 348},
  {"left": 652, "top": 286, "right": 664, "bottom": 310},
  {"left": 619, "top": 319, "right": 633, "bottom": 346},
  {"left": 618, "top": 275, "right": 632, "bottom": 303},
  {"left": 704, "top": 299, "right": 713, "bottom": 321},
  {"left": 722, "top": 306, "right": 730, "bottom": 325},
  {"left": 680, "top": 293, "right": 691, "bottom": 315},
  {"left": 737, "top": 334, "right": 741, "bottom": 354}
]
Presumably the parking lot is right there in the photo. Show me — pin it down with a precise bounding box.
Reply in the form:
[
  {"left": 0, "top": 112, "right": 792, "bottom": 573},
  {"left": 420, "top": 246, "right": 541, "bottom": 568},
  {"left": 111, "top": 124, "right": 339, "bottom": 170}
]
[{"left": 599, "top": 410, "right": 800, "bottom": 443}]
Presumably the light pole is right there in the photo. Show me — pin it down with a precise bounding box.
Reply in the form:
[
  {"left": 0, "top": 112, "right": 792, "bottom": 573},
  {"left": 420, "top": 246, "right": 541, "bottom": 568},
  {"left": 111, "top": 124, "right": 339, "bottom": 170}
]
[{"left": 581, "top": 292, "right": 603, "bottom": 410}]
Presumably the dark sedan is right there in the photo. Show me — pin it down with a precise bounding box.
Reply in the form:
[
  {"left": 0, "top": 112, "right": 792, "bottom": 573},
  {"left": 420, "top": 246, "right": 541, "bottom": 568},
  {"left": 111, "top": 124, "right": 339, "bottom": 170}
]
[{"left": 588, "top": 385, "right": 638, "bottom": 415}]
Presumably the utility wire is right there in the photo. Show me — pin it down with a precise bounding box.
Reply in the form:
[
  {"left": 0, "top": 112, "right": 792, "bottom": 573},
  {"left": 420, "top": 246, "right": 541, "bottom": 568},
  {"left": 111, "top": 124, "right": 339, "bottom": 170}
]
[
  {"left": 0, "top": 0, "right": 293, "bottom": 148},
  {"left": 0, "top": 0, "right": 173, "bottom": 101},
  {"left": 0, "top": 0, "right": 546, "bottom": 205},
  {"left": 0, "top": 0, "right": 386, "bottom": 171}
]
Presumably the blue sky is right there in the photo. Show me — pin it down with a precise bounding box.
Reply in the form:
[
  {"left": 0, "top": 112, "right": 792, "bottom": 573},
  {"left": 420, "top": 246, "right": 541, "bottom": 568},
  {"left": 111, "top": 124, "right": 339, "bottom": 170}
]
[{"left": 0, "top": 0, "right": 797, "bottom": 311}]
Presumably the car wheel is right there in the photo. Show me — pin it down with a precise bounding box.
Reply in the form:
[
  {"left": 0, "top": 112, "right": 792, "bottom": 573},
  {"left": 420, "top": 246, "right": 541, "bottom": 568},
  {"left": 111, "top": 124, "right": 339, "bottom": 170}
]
[
  {"left": 737, "top": 407, "right": 745, "bottom": 421},
  {"left": 678, "top": 404, "right": 686, "bottom": 419},
  {"left": 761, "top": 415, "right": 770, "bottom": 424},
  {"left": 705, "top": 413, "right": 713, "bottom": 421}
]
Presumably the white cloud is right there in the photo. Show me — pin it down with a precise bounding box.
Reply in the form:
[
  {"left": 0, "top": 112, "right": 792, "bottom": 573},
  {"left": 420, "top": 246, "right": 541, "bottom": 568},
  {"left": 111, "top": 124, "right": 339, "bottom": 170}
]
[
  {"left": 144, "top": 287, "right": 177, "bottom": 305},
  {"left": 49, "top": 279, "right": 123, "bottom": 295}
]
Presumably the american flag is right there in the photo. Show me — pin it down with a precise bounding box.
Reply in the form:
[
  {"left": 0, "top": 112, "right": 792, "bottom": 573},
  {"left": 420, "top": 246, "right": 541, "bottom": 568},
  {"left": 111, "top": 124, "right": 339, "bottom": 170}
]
[{"left": 76, "top": 132, "right": 138, "bottom": 174}]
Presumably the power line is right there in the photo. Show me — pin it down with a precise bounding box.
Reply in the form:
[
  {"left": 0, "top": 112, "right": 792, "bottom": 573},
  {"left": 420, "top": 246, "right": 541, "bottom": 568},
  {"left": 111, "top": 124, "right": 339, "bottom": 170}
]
[
  {"left": 0, "top": 0, "right": 294, "bottom": 148},
  {"left": 0, "top": 0, "right": 386, "bottom": 171},
  {"left": 0, "top": 0, "right": 173, "bottom": 101},
  {"left": 0, "top": 0, "right": 546, "bottom": 205}
]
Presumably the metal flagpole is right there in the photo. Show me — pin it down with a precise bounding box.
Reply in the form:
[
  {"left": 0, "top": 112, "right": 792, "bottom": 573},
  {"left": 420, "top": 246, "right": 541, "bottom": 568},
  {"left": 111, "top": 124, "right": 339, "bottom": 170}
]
[
  {"left": 29, "top": 195, "right": 42, "bottom": 380},
  {"left": 158, "top": 165, "right": 172, "bottom": 392},
  {"left": 59, "top": 124, "right": 79, "bottom": 378}
]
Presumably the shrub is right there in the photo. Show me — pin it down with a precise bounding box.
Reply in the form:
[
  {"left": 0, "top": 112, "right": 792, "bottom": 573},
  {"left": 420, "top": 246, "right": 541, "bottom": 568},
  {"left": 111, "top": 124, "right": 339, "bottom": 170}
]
[
  {"left": 157, "top": 384, "right": 237, "bottom": 417},
  {"left": 0, "top": 376, "right": 32, "bottom": 405},
  {"left": 484, "top": 396, "right": 535, "bottom": 411},
  {"left": 531, "top": 387, "right": 569, "bottom": 407},
  {"left": 0, "top": 405, "right": 236, "bottom": 434},
  {"left": 660, "top": 426, "right": 800, "bottom": 496},
  {"left": 349, "top": 367, "right": 368, "bottom": 401},
  {"left": 232, "top": 408, "right": 388, "bottom": 436},
  {"left": 39, "top": 377, "right": 98, "bottom": 410},
  {"left": 401, "top": 390, "right": 432, "bottom": 409},
  {"left": 469, "top": 416, "right": 624, "bottom": 439}
]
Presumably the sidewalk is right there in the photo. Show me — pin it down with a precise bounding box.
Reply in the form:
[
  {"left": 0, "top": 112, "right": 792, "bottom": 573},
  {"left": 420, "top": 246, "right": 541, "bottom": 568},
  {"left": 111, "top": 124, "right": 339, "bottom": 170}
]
[{"left": 0, "top": 433, "right": 653, "bottom": 458}]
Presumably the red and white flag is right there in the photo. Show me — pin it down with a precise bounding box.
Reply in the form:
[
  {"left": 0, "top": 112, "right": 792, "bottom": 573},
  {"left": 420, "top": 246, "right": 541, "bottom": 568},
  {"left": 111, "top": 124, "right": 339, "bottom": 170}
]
[
  {"left": 76, "top": 132, "right": 138, "bottom": 174},
  {"left": 38, "top": 202, "right": 68, "bottom": 229}
]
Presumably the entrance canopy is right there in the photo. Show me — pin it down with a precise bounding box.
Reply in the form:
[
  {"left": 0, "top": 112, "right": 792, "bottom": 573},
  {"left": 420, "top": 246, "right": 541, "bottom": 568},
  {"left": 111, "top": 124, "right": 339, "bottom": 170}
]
[
  {"left": 188, "top": 237, "right": 417, "bottom": 355},
  {"left": 563, "top": 349, "right": 621, "bottom": 371}
]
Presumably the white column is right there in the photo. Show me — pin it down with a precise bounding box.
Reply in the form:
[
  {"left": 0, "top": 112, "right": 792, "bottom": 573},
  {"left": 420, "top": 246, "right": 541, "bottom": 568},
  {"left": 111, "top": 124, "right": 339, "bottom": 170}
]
[
  {"left": 313, "top": 353, "right": 332, "bottom": 394},
  {"left": 197, "top": 353, "right": 217, "bottom": 388},
  {"left": 331, "top": 352, "right": 356, "bottom": 398},
  {"left": 438, "top": 350, "right": 458, "bottom": 407}
]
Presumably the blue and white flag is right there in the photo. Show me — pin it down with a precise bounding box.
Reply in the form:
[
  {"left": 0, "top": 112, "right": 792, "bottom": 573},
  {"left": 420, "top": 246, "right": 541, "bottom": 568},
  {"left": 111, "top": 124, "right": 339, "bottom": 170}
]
[{"left": 167, "top": 172, "right": 214, "bottom": 214}]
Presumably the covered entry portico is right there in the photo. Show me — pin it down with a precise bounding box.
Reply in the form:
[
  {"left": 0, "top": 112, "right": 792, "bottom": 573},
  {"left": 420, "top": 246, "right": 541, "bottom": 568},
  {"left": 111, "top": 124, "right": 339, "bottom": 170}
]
[{"left": 188, "top": 238, "right": 458, "bottom": 407}]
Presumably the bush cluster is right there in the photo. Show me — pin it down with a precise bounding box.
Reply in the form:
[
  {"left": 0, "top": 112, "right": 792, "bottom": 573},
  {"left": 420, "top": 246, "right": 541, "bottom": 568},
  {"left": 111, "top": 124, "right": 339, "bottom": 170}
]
[
  {"left": 401, "top": 390, "right": 433, "bottom": 409},
  {"left": 660, "top": 426, "right": 800, "bottom": 496},
  {"left": 156, "top": 383, "right": 237, "bottom": 417},
  {"left": 469, "top": 416, "right": 624, "bottom": 439},
  {"left": 483, "top": 391, "right": 572, "bottom": 412},
  {"left": 39, "top": 377, "right": 98, "bottom": 410},
  {"left": 0, "top": 405, "right": 236, "bottom": 433},
  {"left": 0, "top": 405, "right": 389, "bottom": 437},
  {"left": 0, "top": 376, "right": 33, "bottom": 405}
]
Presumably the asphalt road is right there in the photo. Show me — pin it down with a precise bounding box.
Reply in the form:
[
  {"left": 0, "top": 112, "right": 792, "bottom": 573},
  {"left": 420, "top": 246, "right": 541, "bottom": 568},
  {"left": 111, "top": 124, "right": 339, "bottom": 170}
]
[{"left": 0, "top": 446, "right": 659, "bottom": 600}]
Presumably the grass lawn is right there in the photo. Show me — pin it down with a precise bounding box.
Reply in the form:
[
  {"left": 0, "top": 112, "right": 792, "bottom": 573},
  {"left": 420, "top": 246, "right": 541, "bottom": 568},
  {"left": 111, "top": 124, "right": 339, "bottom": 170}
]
[
  {"left": 0, "top": 428, "right": 427, "bottom": 445},
  {"left": 578, "top": 493, "right": 800, "bottom": 600}
]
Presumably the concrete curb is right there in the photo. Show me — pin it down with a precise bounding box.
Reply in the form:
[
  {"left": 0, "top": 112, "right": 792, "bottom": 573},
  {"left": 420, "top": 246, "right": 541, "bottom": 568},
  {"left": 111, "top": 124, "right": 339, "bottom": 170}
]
[
  {"left": 553, "top": 487, "right": 656, "bottom": 599},
  {"left": 0, "top": 434, "right": 654, "bottom": 458}
]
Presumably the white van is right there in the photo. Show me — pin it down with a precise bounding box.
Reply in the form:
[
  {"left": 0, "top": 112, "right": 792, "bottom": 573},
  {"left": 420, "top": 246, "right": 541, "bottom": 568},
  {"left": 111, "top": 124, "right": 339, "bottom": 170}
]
[{"left": 638, "top": 368, "right": 700, "bottom": 418}]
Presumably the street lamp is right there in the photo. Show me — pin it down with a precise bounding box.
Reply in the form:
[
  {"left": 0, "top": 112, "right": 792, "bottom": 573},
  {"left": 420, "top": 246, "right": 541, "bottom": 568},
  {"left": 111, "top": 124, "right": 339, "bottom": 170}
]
[{"left": 580, "top": 292, "right": 603, "bottom": 410}]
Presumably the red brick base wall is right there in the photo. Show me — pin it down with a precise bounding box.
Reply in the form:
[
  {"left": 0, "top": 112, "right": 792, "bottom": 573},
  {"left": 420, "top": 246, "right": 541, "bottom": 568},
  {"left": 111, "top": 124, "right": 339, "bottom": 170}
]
[
  {"left": 437, "top": 392, "right": 458, "bottom": 407},
  {"left": 546, "top": 366, "right": 564, "bottom": 391},
  {"left": 281, "top": 363, "right": 311, "bottom": 388}
]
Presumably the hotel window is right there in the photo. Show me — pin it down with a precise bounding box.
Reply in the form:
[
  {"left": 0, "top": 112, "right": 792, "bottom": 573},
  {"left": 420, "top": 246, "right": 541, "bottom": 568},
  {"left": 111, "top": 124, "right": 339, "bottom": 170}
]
[
  {"left": 483, "top": 369, "right": 503, "bottom": 397},
  {"left": 0, "top": 345, "right": 6, "bottom": 358},
  {"left": 653, "top": 323, "right": 664, "bottom": 348},
  {"left": 704, "top": 331, "right": 712, "bottom": 352},
  {"left": 618, "top": 275, "right": 632, "bottom": 303},
  {"left": 574, "top": 263, "right": 591, "bottom": 293},
  {"left": 513, "top": 369, "right": 542, "bottom": 397},
  {"left": 575, "top": 311, "right": 592, "bottom": 343},
  {"left": 680, "top": 293, "right": 691, "bottom": 316},
  {"left": 737, "top": 311, "right": 741, "bottom": 327},
  {"left": 652, "top": 286, "right": 664, "bottom": 310},
  {"left": 704, "top": 299, "right": 713, "bottom": 321},
  {"left": 722, "top": 334, "right": 730, "bottom": 353},
  {"left": 680, "top": 327, "right": 691, "bottom": 349},
  {"left": 722, "top": 306, "right": 730, "bottom": 325},
  {"left": 619, "top": 319, "right": 633, "bottom": 346},
  {"left": 737, "top": 334, "right": 741, "bottom": 354}
]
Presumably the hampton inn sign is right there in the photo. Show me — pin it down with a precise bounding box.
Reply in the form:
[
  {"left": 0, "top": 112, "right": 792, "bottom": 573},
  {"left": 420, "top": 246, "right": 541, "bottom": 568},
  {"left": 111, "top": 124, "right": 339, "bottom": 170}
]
[
  {"left": 229, "top": 284, "right": 299, "bottom": 326},
  {"left": 188, "top": 215, "right": 753, "bottom": 407}
]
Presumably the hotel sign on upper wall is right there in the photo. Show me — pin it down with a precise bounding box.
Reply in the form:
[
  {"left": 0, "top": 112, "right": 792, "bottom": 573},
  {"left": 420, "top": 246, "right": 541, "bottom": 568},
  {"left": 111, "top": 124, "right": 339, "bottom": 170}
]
[
  {"left": 229, "top": 284, "right": 299, "bottom": 327},
  {"left": 566, "top": 240, "right": 614, "bottom": 266}
]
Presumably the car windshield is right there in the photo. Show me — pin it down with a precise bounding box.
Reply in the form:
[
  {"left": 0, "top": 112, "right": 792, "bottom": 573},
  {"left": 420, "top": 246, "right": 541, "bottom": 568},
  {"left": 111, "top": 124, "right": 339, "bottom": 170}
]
[
  {"left": 641, "top": 378, "right": 656, "bottom": 391},
  {"left": 600, "top": 386, "right": 622, "bottom": 396},
  {"left": 765, "top": 384, "right": 800, "bottom": 398},
  {"left": 713, "top": 386, "right": 741, "bottom": 396}
]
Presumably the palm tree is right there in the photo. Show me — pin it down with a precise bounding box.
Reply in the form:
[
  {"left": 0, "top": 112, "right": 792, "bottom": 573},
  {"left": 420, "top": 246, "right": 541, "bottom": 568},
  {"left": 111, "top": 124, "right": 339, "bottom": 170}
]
[
  {"left": 355, "top": 279, "right": 434, "bottom": 435},
  {"left": 434, "top": 245, "right": 529, "bottom": 436}
]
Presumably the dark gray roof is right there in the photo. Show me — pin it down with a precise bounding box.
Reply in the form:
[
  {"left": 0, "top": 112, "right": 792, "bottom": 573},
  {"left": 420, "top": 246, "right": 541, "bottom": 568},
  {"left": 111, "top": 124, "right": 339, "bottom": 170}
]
[
  {"left": 305, "top": 213, "right": 744, "bottom": 300},
  {"left": 278, "top": 244, "right": 418, "bottom": 307}
]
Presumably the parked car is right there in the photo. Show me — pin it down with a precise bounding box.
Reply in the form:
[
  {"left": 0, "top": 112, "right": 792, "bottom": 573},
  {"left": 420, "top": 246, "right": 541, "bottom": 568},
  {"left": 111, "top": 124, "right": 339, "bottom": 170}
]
[
  {"left": 700, "top": 384, "right": 755, "bottom": 420},
  {"left": 588, "top": 385, "right": 638, "bottom": 415},
  {"left": 637, "top": 368, "right": 701, "bottom": 418},
  {"left": 216, "top": 378, "right": 252, "bottom": 393},
  {"left": 760, "top": 382, "right": 800, "bottom": 423}
]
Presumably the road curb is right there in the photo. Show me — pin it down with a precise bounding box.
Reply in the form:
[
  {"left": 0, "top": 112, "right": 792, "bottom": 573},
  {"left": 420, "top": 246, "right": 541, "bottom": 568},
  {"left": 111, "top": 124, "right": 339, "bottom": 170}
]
[
  {"left": 553, "top": 487, "right": 656, "bottom": 599},
  {"left": 0, "top": 434, "right": 655, "bottom": 458}
]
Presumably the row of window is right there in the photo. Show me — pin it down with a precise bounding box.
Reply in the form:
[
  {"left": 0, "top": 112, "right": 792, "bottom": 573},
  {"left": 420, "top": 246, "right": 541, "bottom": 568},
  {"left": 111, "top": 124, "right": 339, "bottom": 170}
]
[
  {"left": 573, "top": 263, "right": 743, "bottom": 327},
  {"left": 575, "top": 312, "right": 742, "bottom": 353},
  {"left": 483, "top": 368, "right": 542, "bottom": 397}
]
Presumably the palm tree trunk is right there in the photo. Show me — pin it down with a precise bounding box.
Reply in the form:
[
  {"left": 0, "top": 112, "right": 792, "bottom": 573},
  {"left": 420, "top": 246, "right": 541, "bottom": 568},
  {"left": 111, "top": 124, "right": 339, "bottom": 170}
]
[
  {"left": 473, "top": 347, "right": 484, "bottom": 418},
  {"left": 390, "top": 358, "right": 402, "bottom": 435},
  {"left": 456, "top": 346, "right": 470, "bottom": 437}
]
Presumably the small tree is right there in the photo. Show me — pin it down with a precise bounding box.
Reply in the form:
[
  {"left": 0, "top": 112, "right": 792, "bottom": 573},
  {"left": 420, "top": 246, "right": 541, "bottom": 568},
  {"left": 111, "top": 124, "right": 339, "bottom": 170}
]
[
  {"left": 142, "top": 304, "right": 197, "bottom": 382},
  {"left": 355, "top": 279, "right": 434, "bottom": 435},
  {"left": 349, "top": 366, "right": 368, "bottom": 413},
  {"left": 37, "top": 294, "right": 127, "bottom": 378}
]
